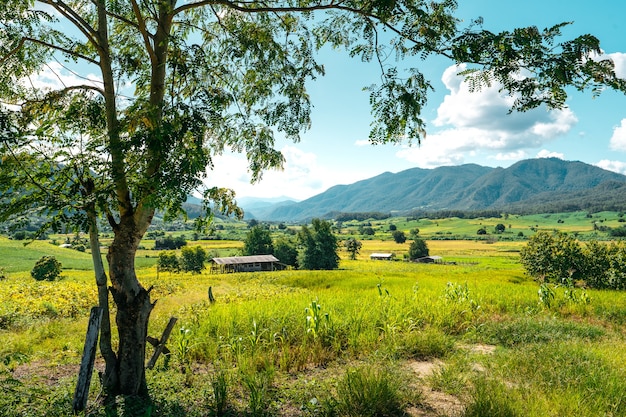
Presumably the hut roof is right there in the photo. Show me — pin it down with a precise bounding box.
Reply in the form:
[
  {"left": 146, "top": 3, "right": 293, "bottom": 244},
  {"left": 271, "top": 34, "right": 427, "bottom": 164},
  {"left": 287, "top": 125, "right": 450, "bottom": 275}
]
[{"left": 211, "top": 255, "right": 280, "bottom": 265}]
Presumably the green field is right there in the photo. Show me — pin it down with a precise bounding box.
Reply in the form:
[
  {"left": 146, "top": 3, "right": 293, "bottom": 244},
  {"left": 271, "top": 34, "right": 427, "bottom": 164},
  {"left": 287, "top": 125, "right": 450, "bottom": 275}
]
[{"left": 2, "top": 219, "right": 626, "bottom": 416}]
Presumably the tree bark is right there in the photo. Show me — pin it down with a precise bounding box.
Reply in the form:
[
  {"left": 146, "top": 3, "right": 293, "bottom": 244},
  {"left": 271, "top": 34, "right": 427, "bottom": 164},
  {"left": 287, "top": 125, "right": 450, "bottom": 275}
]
[{"left": 107, "top": 213, "right": 155, "bottom": 397}]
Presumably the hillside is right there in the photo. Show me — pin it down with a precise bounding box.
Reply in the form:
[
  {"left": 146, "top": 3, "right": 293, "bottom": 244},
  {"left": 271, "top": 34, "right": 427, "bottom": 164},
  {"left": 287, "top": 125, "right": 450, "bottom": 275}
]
[{"left": 260, "top": 158, "right": 626, "bottom": 221}]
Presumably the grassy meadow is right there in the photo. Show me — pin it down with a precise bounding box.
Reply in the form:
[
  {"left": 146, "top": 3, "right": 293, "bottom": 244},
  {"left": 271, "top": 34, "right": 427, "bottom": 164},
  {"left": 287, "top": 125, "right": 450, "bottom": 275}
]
[{"left": 2, "top": 221, "right": 626, "bottom": 416}]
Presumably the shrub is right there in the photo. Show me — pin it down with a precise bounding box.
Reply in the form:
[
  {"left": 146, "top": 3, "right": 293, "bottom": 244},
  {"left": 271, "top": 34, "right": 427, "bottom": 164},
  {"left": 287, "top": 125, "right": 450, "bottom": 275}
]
[
  {"left": 519, "top": 231, "right": 584, "bottom": 284},
  {"left": 31, "top": 256, "right": 62, "bottom": 281}
]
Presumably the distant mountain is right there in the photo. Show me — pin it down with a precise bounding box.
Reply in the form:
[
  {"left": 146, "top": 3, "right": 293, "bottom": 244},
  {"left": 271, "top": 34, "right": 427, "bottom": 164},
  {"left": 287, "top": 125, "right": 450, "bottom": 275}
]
[
  {"left": 260, "top": 158, "right": 626, "bottom": 221},
  {"left": 237, "top": 196, "right": 299, "bottom": 220}
]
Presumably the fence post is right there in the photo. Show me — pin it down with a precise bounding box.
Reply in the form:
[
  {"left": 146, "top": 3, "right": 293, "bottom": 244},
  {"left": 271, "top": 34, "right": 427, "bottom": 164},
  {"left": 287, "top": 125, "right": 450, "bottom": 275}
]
[
  {"left": 147, "top": 317, "right": 178, "bottom": 369},
  {"left": 72, "top": 306, "right": 103, "bottom": 413}
]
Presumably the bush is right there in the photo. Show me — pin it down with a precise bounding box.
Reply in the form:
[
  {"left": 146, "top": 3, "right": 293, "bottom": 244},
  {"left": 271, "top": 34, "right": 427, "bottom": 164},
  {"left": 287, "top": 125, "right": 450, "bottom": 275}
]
[
  {"left": 520, "top": 231, "right": 584, "bottom": 284},
  {"left": 31, "top": 256, "right": 62, "bottom": 281}
]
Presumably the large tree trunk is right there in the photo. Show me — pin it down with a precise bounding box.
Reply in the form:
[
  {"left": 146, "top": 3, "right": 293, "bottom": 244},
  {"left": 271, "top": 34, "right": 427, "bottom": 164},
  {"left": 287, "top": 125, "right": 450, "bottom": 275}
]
[{"left": 107, "top": 214, "right": 155, "bottom": 397}]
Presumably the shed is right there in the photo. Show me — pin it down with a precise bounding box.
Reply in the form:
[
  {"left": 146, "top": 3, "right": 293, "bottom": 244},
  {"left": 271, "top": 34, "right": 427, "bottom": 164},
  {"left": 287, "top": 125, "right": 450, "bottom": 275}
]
[
  {"left": 370, "top": 253, "right": 394, "bottom": 261},
  {"left": 210, "top": 254, "right": 281, "bottom": 273},
  {"left": 416, "top": 255, "right": 443, "bottom": 264}
]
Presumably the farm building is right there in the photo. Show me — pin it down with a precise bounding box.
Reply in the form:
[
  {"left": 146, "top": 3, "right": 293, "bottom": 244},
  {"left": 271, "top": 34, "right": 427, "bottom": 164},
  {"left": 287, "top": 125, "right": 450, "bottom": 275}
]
[
  {"left": 415, "top": 255, "right": 443, "bottom": 264},
  {"left": 209, "top": 254, "right": 281, "bottom": 273},
  {"left": 370, "top": 253, "right": 394, "bottom": 261}
]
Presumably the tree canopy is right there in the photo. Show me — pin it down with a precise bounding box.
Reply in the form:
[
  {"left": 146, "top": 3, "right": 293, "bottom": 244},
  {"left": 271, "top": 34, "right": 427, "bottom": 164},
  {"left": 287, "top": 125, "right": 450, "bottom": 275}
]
[
  {"left": 1, "top": 0, "right": 625, "bottom": 403},
  {"left": 243, "top": 225, "right": 274, "bottom": 255}
]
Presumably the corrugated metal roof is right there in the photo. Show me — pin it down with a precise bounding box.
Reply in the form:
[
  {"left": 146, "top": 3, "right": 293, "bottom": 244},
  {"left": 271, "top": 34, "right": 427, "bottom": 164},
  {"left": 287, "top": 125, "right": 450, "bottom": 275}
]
[
  {"left": 370, "top": 253, "right": 393, "bottom": 257},
  {"left": 211, "top": 255, "right": 280, "bottom": 265}
]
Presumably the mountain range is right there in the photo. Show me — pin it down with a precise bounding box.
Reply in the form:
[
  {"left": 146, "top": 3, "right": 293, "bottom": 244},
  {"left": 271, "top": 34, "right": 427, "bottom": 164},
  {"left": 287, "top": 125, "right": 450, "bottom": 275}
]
[{"left": 241, "top": 158, "right": 626, "bottom": 221}]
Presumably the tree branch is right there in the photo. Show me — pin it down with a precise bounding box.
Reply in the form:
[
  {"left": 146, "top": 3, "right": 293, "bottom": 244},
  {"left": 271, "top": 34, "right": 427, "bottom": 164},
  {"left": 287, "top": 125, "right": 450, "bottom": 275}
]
[
  {"left": 130, "top": 0, "right": 157, "bottom": 64},
  {"left": 37, "top": 0, "right": 99, "bottom": 46},
  {"left": 22, "top": 36, "right": 100, "bottom": 66}
]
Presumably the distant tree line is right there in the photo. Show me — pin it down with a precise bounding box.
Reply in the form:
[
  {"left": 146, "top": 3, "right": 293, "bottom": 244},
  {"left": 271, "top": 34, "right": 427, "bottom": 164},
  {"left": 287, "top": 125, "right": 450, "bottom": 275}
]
[{"left": 329, "top": 212, "right": 391, "bottom": 222}]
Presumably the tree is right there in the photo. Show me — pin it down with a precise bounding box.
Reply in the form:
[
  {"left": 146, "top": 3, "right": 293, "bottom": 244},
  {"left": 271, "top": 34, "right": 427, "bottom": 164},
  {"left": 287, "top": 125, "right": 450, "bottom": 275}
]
[
  {"left": 494, "top": 223, "right": 506, "bottom": 234},
  {"left": 298, "top": 219, "right": 339, "bottom": 270},
  {"left": 180, "top": 245, "right": 207, "bottom": 274},
  {"left": 243, "top": 225, "right": 274, "bottom": 255},
  {"left": 408, "top": 238, "right": 429, "bottom": 261},
  {"left": 274, "top": 237, "right": 299, "bottom": 267},
  {"left": 1, "top": 0, "right": 624, "bottom": 401},
  {"left": 344, "top": 238, "right": 363, "bottom": 260},
  {"left": 392, "top": 230, "right": 407, "bottom": 244},
  {"left": 157, "top": 251, "right": 180, "bottom": 274},
  {"left": 31, "top": 256, "right": 62, "bottom": 281}
]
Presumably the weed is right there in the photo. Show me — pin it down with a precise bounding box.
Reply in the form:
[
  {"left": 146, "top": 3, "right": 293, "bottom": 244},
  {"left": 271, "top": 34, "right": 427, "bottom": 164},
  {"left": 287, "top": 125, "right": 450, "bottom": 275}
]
[
  {"left": 537, "top": 283, "right": 555, "bottom": 309},
  {"left": 242, "top": 368, "right": 274, "bottom": 416},
  {"left": 335, "top": 365, "right": 408, "bottom": 417},
  {"left": 461, "top": 377, "right": 518, "bottom": 417},
  {"left": 209, "top": 369, "right": 230, "bottom": 417}
]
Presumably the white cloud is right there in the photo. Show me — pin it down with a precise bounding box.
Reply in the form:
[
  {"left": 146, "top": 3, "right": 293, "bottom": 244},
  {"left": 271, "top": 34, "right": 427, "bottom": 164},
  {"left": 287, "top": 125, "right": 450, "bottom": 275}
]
[
  {"left": 204, "top": 145, "right": 368, "bottom": 200},
  {"left": 609, "top": 119, "right": 626, "bottom": 151},
  {"left": 596, "top": 52, "right": 626, "bottom": 79},
  {"left": 492, "top": 150, "right": 529, "bottom": 161},
  {"left": 354, "top": 139, "right": 371, "bottom": 147},
  {"left": 397, "top": 64, "right": 578, "bottom": 168},
  {"left": 536, "top": 149, "right": 564, "bottom": 159},
  {"left": 28, "top": 61, "right": 101, "bottom": 91},
  {"left": 595, "top": 159, "right": 626, "bottom": 175}
]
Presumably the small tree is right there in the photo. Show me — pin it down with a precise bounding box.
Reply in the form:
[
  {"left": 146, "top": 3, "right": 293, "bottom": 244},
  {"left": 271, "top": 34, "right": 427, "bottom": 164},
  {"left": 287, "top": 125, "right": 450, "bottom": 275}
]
[
  {"left": 494, "top": 223, "right": 506, "bottom": 234},
  {"left": 157, "top": 251, "right": 180, "bottom": 274},
  {"left": 344, "top": 238, "right": 363, "bottom": 260},
  {"left": 298, "top": 219, "right": 339, "bottom": 270},
  {"left": 520, "top": 231, "right": 584, "bottom": 284},
  {"left": 361, "top": 227, "right": 375, "bottom": 236},
  {"left": 243, "top": 225, "right": 274, "bottom": 255},
  {"left": 388, "top": 224, "right": 397, "bottom": 231},
  {"left": 392, "top": 230, "right": 407, "bottom": 244},
  {"left": 408, "top": 239, "right": 429, "bottom": 261},
  {"left": 477, "top": 227, "right": 487, "bottom": 235},
  {"left": 180, "top": 246, "right": 207, "bottom": 274},
  {"left": 31, "top": 256, "right": 62, "bottom": 281}
]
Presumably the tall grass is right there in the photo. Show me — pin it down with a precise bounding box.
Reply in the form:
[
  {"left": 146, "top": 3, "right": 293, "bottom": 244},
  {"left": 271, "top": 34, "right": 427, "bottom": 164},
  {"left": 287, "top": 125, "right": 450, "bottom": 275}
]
[{"left": 4, "top": 238, "right": 626, "bottom": 415}]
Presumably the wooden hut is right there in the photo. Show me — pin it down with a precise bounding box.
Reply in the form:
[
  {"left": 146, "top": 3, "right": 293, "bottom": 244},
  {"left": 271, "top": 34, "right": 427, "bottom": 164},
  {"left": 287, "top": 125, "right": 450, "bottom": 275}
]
[{"left": 210, "top": 254, "right": 281, "bottom": 273}]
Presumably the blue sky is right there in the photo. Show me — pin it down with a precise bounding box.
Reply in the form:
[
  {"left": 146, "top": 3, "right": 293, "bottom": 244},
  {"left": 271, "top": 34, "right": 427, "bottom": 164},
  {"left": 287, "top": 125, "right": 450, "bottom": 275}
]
[{"left": 208, "top": 0, "right": 626, "bottom": 201}]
